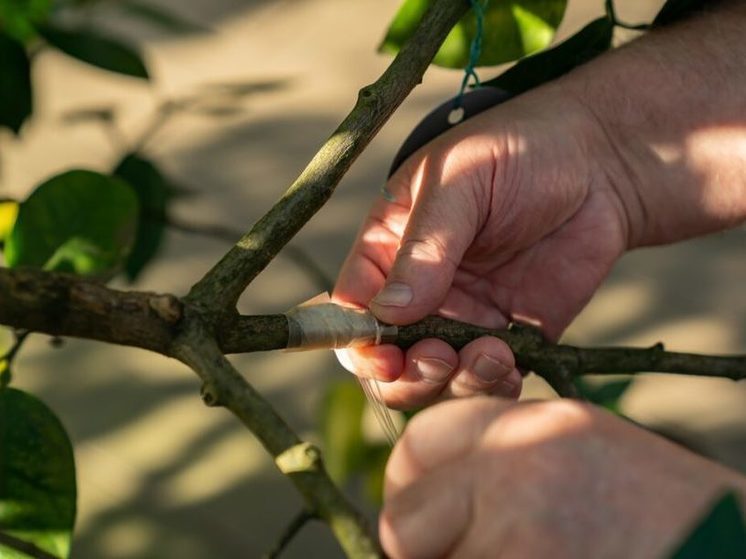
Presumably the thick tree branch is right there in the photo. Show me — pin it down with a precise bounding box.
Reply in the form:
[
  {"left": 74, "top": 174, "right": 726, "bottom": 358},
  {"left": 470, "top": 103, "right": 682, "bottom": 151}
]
[
  {"left": 3, "top": 267, "right": 745, "bottom": 383},
  {"left": 171, "top": 324, "right": 380, "bottom": 558},
  {"left": 0, "top": 267, "right": 180, "bottom": 354},
  {"left": 185, "top": 0, "right": 471, "bottom": 312}
]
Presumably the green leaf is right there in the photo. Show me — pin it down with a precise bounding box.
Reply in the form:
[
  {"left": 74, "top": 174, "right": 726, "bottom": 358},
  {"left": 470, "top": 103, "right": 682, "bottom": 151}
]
[
  {"left": 379, "top": 0, "right": 567, "bottom": 69},
  {"left": 0, "top": 32, "right": 33, "bottom": 134},
  {"left": 5, "top": 169, "right": 139, "bottom": 277},
  {"left": 483, "top": 16, "right": 613, "bottom": 95},
  {"left": 0, "top": 388, "right": 77, "bottom": 558},
  {"left": 113, "top": 154, "right": 171, "bottom": 281},
  {"left": 38, "top": 23, "right": 149, "bottom": 79},
  {"left": 320, "top": 380, "right": 368, "bottom": 483},
  {"left": 573, "top": 377, "right": 632, "bottom": 414},
  {"left": 0, "top": 200, "right": 19, "bottom": 242},
  {"left": 0, "top": 0, "right": 52, "bottom": 43},
  {"left": 362, "top": 445, "right": 390, "bottom": 506},
  {"left": 118, "top": 0, "right": 208, "bottom": 33},
  {"left": 653, "top": 0, "right": 708, "bottom": 27},
  {"left": 670, "top": 492, "right": 746, "bottom": 559}
]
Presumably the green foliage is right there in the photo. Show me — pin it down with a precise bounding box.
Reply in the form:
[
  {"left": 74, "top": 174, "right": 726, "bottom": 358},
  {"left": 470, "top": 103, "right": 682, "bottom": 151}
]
[
  {"left": 113, "top": 154, "right": 172, "bottom": 281},
  {"left": 0, "top": 387, "right": 77, "bottom": 558},
  {"left": 380, "top": 0, "right": 567, "bottom": 69},
  {"left": 654, "top": 0, "right": 709, "bottom": 27},
  {"left": 573, "top": 377, "right": 631, "bottom": 414},
  {"left": 320, "top": 379, "right": 390, "bottom": 503},
  {"left": 670, "top": 492, "right": 746, "bottom": 558},
  {"left": 320, "top": 380, "right": 369, "bottom": 483},
  {"left": 5, "top": 170, "right": 139, "bottom": 276},
  {"left": 0, "top": 0, "right": 52, "bottom": 43},
  {"left": 39, "top": 23, "right": 149, "bottom": 79},
  {"left": 0, "top": 32, "right": 32, "bottom": 134},
  {"left": 483, "top": 16, "right": 613, "bottom": 94}
]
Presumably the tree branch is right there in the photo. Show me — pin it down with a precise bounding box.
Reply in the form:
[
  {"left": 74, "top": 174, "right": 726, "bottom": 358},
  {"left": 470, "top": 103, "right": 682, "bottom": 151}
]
[
  {"left": 171, "top": 323, "right": 381, "bottom": 558},
  {"left": 185, "top": 0, "right": 471, "bottom": 312},
  {"left": 3, "top": 267, "right": 745, "bottom": 384},
  {"left": 263, "top": 509, "right": 317, "bottom": 559}
]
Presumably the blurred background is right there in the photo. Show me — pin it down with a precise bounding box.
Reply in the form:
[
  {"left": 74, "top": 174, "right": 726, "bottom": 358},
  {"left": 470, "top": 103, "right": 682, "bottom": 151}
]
[{"left": 3, "top": 0, "right": 746, "bottom": 556}]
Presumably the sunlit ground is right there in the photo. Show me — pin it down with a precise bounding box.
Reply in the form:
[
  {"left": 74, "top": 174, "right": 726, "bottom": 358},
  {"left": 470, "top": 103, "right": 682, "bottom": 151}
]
[{"left": 3, "top": 0, "right": 746, "bottom": 557}]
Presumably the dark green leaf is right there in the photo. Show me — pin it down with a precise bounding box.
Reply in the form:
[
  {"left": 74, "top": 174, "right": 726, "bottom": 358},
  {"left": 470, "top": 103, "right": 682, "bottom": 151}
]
[
  {"left": 39, "top": 23, "right": 149, "bottom": 79},
  {"left": 654, "top": 0, "right": 708, "bottom": 27},
  {"left": 574, "top": 377, "right": 632, "bottom": 413},
  {"left": 380, "top": 0, "right": 567, "bottom": 69},
  {"left": 670, "top": 492, "right": 746, "bottom": 559},
  {"left": 113, "top": 153, "right": 171, "bottom": 281},
  {"left": 118, "top": 0, "right": 208, "bottom": 33},
  {"left": 0, "top": 388, "right": 76, "bottom": 558},
  {"left": 0, "top": 0, "right": 52, "bottom": 43},
  {"left": 5, "top": 169, "right": 139, "bottom": 277},
  {"left": 320, "top": 380, "right": 368, "bottom": 483},
  {"left": 0, "top": 32, "right": 32, "bottom": 134},
  {"left": 362, "top": 445, "right": 390, "bottom": 506},
  {"left": 483, "top": 16, "right": 614, "bottom": 94}
]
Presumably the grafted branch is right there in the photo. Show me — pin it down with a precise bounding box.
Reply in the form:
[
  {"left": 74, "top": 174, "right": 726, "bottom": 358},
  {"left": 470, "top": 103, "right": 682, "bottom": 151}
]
[{"left": 3, "top": 267, "right": 744, "bottom": 383}]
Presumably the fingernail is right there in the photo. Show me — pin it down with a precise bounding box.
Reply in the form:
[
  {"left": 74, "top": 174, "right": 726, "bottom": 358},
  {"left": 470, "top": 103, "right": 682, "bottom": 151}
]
[
  {"left": 415, "top": 357, "right": 453, "bottom": 383},
  {"left": 372, "top": 282, "right": 413, "bottom": 308},
  {"left": 472, "top": 353, "right": 512, "bottom": 383}
]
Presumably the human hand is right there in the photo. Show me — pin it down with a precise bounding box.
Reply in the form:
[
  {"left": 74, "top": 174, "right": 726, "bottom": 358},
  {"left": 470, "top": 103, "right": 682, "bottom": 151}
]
[
  {"left": 381, "top": 397, "right": 746, "bottom": 559},
  {"left": 334, "top": 86, "right": 630, "bottom": 409}
]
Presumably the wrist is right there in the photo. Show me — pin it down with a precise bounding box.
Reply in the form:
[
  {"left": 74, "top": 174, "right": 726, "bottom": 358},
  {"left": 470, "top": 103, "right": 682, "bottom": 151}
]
[{"left": 560, "top": 4, "right": 746, "bottom": 249}]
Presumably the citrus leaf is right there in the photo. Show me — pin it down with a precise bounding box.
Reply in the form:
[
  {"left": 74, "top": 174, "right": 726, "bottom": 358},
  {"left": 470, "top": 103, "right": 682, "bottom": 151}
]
[
  {"left": 113, "top": 154, "right": 171, "bottom": 281},
  {"left": 320, "top": 380, "right": 368, "bottom": 483},
  {"left": 380, "top": 0, "right": 567, "bottom": 69},
  {"left": 0, "top": 388, "right": 77, "bottom": 558},
  {"left": 654, "top": 0, "right": 708, "bottom": 27},
  {"left": 573, "top": 377, "right": 631, "bottom": 414},
  {"left": 0, "top": 0, "right": 52, "bottom": 43},
  {"left": 0, "top": 32, "right": 32, "bottom": 134},
  {"left": 670, "top": 492, "right": 746, "bottom": 559},
  {"left": 39, "top": 23, "right": 149, "bottom": 79},
  {"left": 483, "top": 16, "right": 613, "bottom": 94},
  {"left": 5, "top": 169, "right": 138, "bottom": 277}
]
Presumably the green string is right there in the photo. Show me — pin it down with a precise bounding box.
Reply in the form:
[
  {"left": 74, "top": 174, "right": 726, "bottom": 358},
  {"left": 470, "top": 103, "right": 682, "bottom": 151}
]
[{"left": 456, "top": 0, "right": 487, "bottom": 107}]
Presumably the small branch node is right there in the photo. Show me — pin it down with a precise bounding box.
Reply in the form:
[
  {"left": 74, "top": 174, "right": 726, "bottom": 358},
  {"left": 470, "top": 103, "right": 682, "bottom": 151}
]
[
  {"left": 275, "top": 442, "right": 322, "bottom": 475},
  {"left": 148, "top": 294, "right": 183, "bottom": 324},
  {"left": 200, "top": 382, "right": 221, "bottom": 407}
]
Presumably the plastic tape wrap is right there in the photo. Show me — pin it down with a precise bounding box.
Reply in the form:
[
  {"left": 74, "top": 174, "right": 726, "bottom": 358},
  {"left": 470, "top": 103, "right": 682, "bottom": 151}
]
[{"left": 285, "top": 302, "right": 397, "bottom": 350}]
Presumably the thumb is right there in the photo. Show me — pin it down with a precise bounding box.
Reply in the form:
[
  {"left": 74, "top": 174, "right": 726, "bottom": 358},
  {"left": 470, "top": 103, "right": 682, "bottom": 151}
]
[{"left": 370, "top": 179, "right": 477, "bottom": 325}]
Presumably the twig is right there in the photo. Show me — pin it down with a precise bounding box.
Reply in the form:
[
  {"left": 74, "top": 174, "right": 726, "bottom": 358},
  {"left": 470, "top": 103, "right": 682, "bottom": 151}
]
[
  {"left": 167, "top": 216, "right": 333, "bottom": 292},
  {"left": 0, "top": 531, "right": 61, "bottom": 559},
  {"left": 185, "top": 0, "right": 472, "bottom": 311},
  {"left": 263, "top": 509, "right": 317, "bottom": 559},
  {"left": 0, "top": 330, "right": 30, "bottom": 387},
  {"left": 171, "top": 325, "right": 381, "bottom": 558}
]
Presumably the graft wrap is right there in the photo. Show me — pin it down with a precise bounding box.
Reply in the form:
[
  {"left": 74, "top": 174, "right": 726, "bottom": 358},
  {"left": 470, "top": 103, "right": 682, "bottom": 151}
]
[{"left": 285, "top": 300, "right": 397, "bottom": 350}]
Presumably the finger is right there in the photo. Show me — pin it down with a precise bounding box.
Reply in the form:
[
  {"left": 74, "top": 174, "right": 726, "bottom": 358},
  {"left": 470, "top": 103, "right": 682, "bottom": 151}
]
[
  {"left": 444, "top": 336, "right": 522, "bottom": 399},
  {"left": 375, "top": 339, "right": 458, "bottom": 410},
  {"left": 337, "top": 344, "right": 404, "bottom": 382},
  {"left": 380, "top": 462, "right": 473, "bottom": 559},
  {"left": 385, "top": 397, "right": 512, "bottom": 497},
  {"left": 370, "top": 155, "right": 484, "bottom": 325},
  {"left": 334, "top": 155, "right": 422, "bottom": 306}
]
